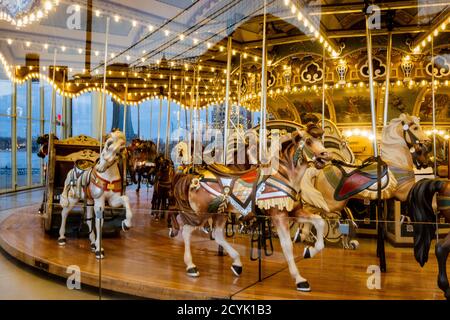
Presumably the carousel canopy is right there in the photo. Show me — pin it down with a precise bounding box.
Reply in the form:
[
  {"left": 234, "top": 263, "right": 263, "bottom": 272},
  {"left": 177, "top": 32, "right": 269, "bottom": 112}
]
[{"left": 0, "top": 0, "right": 449, "bottom": 122}]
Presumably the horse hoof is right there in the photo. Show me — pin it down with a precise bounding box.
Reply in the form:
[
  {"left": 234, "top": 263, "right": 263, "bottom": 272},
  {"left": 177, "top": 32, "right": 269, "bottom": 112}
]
[
  {"left": 303, "top": 247, "right": 311, "bottom": 259},
  {"left": 169, "top": 228, "right": 178, "bottom": 238},
  {"left": 90, "top": 243, "right": 96, "bottom": 252},
  {"left": 95, "top": 251, "right": 105, "bottom": 259},
  {"left": 296, "top": 281, "right": 311, "bottom": 292},
  {"left": 186, "top": 267, "right": 199, "bottom": 277},
  {"left": 122, "top": 221, "right": 130, "bottom": 232},
  {"left": 231, "top": 265, "right": 242, "bottom": 276},
  {"left": 57, "top": 238, "right": 66, "bottom": 246},
  {"left": 445, "top": 288, "right": 450, "bottom": 301}
]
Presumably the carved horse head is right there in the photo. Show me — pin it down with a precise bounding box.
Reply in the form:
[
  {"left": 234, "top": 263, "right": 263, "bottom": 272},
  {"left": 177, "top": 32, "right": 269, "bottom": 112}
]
[
  {"left": 295, "top": 122, "right": 331, "bottom": 169},
  {"left": 97, "top": 130, "right": 126, "bottom": 172}
]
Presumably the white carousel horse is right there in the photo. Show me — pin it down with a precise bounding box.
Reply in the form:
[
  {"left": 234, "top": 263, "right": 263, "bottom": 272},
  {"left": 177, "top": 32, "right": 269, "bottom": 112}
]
[
  {"left": 300, "top": 114, "right": 431, "bottom": 252},
  {"left": 58, "top": 130, "right": 133, "bottom": 259}
]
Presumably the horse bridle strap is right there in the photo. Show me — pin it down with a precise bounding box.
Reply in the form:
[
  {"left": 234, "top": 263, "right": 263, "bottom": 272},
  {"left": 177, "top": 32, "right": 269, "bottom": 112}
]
[{"left": 401, "top": 121, "right": 421, "bottom": 149}]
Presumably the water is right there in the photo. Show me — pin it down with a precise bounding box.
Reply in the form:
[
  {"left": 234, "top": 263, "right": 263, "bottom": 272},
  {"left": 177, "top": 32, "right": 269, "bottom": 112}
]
[{"left": 0, "top": 150, "right": 41, "bottom": 169}]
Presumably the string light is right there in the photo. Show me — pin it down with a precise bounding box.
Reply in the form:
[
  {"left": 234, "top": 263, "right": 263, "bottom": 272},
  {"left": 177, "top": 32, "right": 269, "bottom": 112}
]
[
  {"left": 413, "top": 17, "right": 449, "bottom": 53},
  {"left": 283, "top": 0, "right": 339, "bottom": 57}
]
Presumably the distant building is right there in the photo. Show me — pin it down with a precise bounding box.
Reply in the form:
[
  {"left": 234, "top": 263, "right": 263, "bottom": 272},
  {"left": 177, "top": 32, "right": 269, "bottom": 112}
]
[{"left": 211, "top": 104, "right": 252, "bottom": 129}]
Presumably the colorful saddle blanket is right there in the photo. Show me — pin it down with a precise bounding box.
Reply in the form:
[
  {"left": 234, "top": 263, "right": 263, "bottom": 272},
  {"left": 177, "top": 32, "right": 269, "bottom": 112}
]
[
  {"left": 198, "top": 165, "right": 299, "bottom": 215},
  {"left": 326, "top": 159, "right": 392, "bottom": 201}
]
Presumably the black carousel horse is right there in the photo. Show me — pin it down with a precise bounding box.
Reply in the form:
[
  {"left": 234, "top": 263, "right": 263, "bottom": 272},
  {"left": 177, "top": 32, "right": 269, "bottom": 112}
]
[
  {"left": 127, "top": 139, "right": 158, "bottom": 192},
  {"left": 151, "top": 154, "right": 175, "bottom": 220},
  {"left": 36, "top": 134, "right": 58, "bottom": 214}
]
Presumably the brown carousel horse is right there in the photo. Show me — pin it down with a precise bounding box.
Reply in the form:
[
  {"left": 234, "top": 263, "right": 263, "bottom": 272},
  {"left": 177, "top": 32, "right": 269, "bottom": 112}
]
[
  {"left": 171, "top": 123, "right": 331, "bottom": 292},
  {"left": 151, "top": 154, "right": 175, "bottom": 220},
  {"left": 127, "top": 139, "right": 157, "bottom": 192},
  {"left": 37, "top": 133, "right": 58, "bottom": 214}
]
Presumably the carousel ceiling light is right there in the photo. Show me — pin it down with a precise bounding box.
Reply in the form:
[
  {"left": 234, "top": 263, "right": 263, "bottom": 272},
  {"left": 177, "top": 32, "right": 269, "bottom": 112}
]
[
  {"left": 126, "top": 55, "right": 130, "bottom": 61},
  {"left": 61, "top": 46, "right": 66, "bottom": 52},
  {"left": 132, "top": 20, "right": 137, "bottom": 27},
  {"left": 110, "top": 53, "right": 115, "bottom": 58},
  {"left": 75, "top": 5, "right": 80, "bottom": 12},
  {"left": 219, "top": 46, "right": 224, "bottom": 52},
  {"left": 44, "top": 1, "right": 53, "bottom": 11},
  {"left": 179, "top": 34, "right": 185, "bottom": 41},
  {"left": 78, "top": 48, "right": 82, "bottom": 54},
  {"left": 114, "top": 15, "right": 120, "bottom": 23},
  {"left": 148, "top": 25, "right": 154, "bottom": 32},
  {"left": 7, "top": 39, "right": 12, "bottom": 45},
  {"left": 95, "top": 51, "right": 99, "bottom": 56},
  {"left": 206, "top": 42, "right": 212, "bottom": 49},
  {"left": 297, "top": 12, "right": 303, "bottom": 21},
  {"left": 95, "top": 10, "right": 101, "bottom": 17},
  {"left": 291, "top": 5, "right": 296, "bottom": 14},
  {"left": 25, "top": 41, "right": 31, "bottom": 47},
  {"left": 164, "top": 30, "right": 170, "bottom": 37}
]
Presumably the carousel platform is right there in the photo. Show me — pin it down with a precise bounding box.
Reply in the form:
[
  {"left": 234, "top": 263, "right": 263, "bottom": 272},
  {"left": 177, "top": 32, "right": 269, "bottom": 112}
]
[{"left": 0, "top": 189, "right": 446, "bottom": 300}]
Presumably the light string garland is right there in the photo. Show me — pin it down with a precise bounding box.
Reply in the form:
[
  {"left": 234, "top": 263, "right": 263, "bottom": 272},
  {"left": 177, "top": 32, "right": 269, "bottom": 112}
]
[
  {"left": 0, "top": 52, "right": 259, "bottom": 111},
  {"left": 413, "top": 15, "right": 450, "bottom": 54},
  {"left": 0, "top": 0, "right": 59, "bottom": 28},
  {"left": 283, "top": 0, "right": 340, "bottom": 57}
]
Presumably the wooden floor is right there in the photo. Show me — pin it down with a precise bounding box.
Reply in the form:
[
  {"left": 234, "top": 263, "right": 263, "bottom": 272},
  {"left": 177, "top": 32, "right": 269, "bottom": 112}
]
[{"left": 0, "top": 187, "right": 447, "bottom": 300}]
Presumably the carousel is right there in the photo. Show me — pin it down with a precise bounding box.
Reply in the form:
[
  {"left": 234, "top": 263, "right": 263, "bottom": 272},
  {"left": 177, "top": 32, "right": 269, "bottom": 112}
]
[{"left": 0, "top": 0, "right": 449, "bottom": 300}]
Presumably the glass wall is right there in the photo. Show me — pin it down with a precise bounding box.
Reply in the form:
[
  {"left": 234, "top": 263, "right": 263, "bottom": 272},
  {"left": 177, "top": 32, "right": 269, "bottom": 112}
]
[
  {"left": 0, "top": 77, "right": 57, "bottom": 193},
  {"left": 0, "top": 78, "right": 12, "bottom": 191},
  {"left": 72, "top": 93, "right": 93, "bottom": 137}
]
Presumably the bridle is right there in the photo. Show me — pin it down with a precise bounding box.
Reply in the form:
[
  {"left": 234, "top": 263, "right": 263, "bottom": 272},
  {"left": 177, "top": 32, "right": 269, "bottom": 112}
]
[
  {"left": 292, "top": 134, "right": 325, "bottom": 167},
  {"left": 401, "top": 120, "right": 423, "bottom": 150},
  {"left": 401, "top": 120, "right": 430, "bottom": 169},
  {"left": 95, "top": 144, "right": 123, "bottom": 173}
]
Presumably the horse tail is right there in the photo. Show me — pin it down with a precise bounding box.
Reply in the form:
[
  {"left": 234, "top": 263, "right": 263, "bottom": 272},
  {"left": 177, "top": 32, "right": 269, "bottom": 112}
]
[{"left": 408, "top": 178, "right": 445, "bottom": 266}]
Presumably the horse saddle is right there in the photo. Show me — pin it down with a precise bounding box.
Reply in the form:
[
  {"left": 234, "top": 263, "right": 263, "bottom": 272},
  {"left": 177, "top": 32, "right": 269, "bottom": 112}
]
[
  {"left": 199, "top": 166, "right": 260, "bottom": 215},
  {"left": 75, "top": 159, "right": 95, "bottom": 171},
  {"left": 333, "top": 159, "right": 389, "bottom": 201}
]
